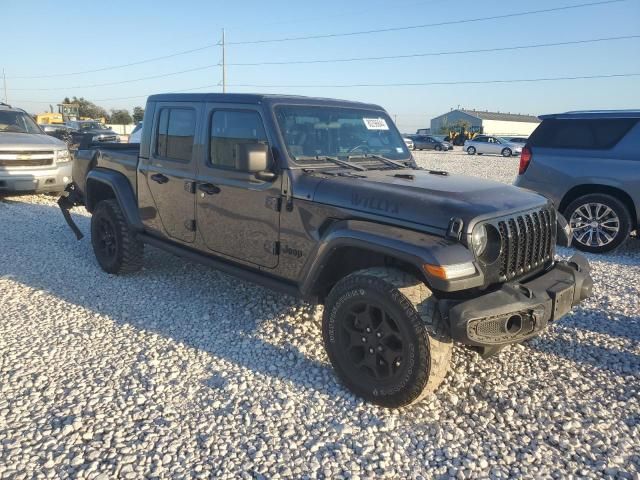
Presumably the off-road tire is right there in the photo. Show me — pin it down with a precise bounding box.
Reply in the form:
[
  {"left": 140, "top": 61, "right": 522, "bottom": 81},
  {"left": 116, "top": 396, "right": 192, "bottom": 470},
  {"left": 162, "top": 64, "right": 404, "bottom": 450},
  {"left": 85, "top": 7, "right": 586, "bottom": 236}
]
[
  {"left": 322, "top": 267, "right": 452, "bottom": 408},
  {"left": 501, "top": 147, "right": 512, "bottom": 157},
  {"left": 91, "top": 199, "right": 143, "bottom": 274},
  {"left": 466, "top": 146, "right": 476, "bottom": 155},
  {"left": 564, "top": 193, "right": 632, "bottom": 253}
]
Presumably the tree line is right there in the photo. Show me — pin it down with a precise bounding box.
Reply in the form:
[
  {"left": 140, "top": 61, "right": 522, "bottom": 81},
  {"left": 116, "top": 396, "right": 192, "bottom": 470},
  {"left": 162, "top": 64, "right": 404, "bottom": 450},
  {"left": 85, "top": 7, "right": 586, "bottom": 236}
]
[{"left": 61, "top": 97, "right": 144, "bottom": 124}]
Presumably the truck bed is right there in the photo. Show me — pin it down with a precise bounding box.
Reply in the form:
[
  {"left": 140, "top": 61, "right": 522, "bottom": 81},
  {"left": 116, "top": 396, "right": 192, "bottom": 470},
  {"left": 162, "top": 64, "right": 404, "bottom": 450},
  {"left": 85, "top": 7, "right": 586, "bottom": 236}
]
[{"left": 72, "top": 143, "right": 140, "bottom": 199}]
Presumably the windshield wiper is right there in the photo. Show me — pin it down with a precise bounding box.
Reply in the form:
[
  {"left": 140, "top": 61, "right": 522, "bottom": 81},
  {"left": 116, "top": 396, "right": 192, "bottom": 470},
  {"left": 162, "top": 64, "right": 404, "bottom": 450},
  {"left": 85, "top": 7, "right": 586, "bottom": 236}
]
[
  {"left": 295, "top": 155, "right": 367, "bottom": 171},
  {"left": 348, "top": 154, "right": 409, "bottom": 169}
]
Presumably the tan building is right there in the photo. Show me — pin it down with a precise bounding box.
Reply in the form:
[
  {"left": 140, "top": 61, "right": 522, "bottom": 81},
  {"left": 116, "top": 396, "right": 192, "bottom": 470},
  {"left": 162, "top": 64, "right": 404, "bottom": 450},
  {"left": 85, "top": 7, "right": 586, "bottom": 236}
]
[{"left": 430, "top": 109, "right": 540, "bottom": 137}]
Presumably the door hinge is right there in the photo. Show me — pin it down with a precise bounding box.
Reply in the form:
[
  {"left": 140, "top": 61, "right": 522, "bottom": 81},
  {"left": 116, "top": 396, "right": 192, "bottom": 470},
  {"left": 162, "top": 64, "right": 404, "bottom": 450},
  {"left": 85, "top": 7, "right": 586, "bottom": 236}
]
[
  {"left": 273, "top": 241, "right": 280, "bottom": 255},
  {"left": 265, "top": 196, "right": 282, "bottom": 212},
  {"left": 185, "top": 219, "right": 196, "bottom": 232},
  {"left": 184, "top": 181, "right": 196, "bottom": 194}
]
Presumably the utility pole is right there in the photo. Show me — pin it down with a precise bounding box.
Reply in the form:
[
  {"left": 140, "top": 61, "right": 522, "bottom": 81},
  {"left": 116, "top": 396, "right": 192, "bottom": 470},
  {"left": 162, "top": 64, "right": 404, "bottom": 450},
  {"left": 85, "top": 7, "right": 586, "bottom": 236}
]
[
  {"left": 2, "top": 69, "right": 7, "bottom": 104},
  {"left": 221, "top": 29, "right": 226, "bottom": 93}
]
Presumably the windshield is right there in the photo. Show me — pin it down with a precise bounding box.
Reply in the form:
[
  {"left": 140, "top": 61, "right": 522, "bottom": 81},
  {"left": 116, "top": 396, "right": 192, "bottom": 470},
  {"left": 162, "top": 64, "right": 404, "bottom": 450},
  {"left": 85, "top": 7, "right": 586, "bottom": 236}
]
[
  {"left": 78, "top": 122, "right": 104, "bottom": 130},
  {"left": 431, "top": 135, "right": 446, "bottom": 142},
  {"left": 0, "top": 111, "right": 42, "bottom": 134},
  {"left": 275, "top": 106, "right": 410, "bottom": 164},
  {"left": 496, "top": 137, "right": 512, "bottom": 143}
]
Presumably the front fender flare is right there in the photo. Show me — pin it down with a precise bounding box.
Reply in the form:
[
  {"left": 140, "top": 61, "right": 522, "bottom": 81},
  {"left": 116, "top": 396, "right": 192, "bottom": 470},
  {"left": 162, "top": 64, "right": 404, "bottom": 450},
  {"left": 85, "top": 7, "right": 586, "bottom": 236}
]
[
  {"left": 299, "top": 220, "right": 483, "bottom": 295},
  {"left": 86, "top": 168, "right": 143, "bottom": 231}
]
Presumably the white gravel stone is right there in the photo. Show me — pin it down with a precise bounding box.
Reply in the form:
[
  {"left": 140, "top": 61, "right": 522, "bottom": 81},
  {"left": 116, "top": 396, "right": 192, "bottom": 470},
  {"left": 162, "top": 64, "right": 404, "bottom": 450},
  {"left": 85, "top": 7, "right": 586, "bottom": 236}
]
[{"left": 0, "top": 149, "right": 638, "bottom": 478}]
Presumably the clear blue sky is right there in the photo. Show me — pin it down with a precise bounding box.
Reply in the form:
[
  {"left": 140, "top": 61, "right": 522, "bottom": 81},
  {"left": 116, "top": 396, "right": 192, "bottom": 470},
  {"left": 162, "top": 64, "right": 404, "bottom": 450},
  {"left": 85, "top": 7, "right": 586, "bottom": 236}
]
[{"left": 3, "top": 0, "right": 639, "bottom": 132}]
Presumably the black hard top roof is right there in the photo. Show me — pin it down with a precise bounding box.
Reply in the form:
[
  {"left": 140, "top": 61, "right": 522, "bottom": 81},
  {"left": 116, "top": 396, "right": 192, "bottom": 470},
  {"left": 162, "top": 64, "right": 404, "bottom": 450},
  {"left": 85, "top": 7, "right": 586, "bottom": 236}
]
[{"left": 146, "top": 93, "right": 384, "bottom": 110}]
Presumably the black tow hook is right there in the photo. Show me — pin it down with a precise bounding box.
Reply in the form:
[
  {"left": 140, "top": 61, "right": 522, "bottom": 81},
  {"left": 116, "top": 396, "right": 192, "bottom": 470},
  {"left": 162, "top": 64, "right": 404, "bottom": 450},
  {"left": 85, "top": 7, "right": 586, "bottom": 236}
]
[{"left": 58, "top": 183, "right": 85, "bottom": 240}]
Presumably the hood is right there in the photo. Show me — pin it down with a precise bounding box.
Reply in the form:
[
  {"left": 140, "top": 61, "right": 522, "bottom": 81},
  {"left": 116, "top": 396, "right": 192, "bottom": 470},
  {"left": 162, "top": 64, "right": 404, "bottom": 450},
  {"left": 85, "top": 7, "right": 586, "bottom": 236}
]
[
  {"left": 312, "top": 169, "right": 548, "bottom": 232},
  {"left": 0, "top": 132, "right": 66, "bottom": 150}
]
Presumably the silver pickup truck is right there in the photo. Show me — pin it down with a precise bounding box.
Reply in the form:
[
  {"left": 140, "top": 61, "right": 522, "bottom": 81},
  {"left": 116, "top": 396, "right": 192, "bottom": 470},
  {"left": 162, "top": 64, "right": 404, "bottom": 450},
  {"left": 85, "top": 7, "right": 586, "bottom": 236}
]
[{"left": 0, "top": 102, "right": 72, "bottom": 194}]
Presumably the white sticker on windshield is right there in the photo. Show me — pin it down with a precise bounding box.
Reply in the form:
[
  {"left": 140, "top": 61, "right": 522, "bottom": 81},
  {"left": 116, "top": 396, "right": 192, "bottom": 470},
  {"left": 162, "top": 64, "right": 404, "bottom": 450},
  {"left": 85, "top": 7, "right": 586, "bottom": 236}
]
[
  {"left": 396, "top": 147, "right": 404, "bottom": 153},
  {"left": 363, "top": 118, "right": 389, "bottom": 130}
]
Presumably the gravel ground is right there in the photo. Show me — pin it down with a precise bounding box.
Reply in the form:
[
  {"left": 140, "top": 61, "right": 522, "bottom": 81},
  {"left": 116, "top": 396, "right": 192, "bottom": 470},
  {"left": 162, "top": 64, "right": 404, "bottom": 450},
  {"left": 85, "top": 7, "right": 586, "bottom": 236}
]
[{"left": 1, "top": 151, "right": 638, "bottom": 479}]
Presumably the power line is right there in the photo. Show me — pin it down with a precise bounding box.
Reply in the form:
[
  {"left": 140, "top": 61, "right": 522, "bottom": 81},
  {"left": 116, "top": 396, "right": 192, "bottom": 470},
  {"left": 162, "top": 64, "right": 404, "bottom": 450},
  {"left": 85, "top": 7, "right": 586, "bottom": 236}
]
[
  {"left": 12, "top": 73, "right": 637, "bottom": 105},
  {"left": 224, "top": 34, "right": 640, "bottom": 66},
  {"left": 10, "top": 34, "right": 637, "bottom": 93},
  {"left": 224, "top": 72, "right": 640, "bottom": 88},
  {"left": 10, "top": 65, "right": 220, "bottom": 91},
  {"left": 33, "top": 71, "right": 638, "bottom": 103},
  {"left": 227, "top": 0, "right": 628, "bottom": 45},
  {"left": 12, "top": 83, "right": 222, "bottom": 105},
  {"left": 3, "top": 0, "right": 629, "bottom": 81},
  {"left": 7, "top": 44, "right": 220, "bottom": 80}
]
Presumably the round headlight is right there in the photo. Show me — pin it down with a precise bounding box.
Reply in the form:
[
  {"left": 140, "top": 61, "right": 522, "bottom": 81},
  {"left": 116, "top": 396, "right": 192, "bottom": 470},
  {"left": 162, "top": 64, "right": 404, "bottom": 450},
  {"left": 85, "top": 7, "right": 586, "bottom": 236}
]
[{"left": 471, "top": 224, "right": 488, "bottom": 256}]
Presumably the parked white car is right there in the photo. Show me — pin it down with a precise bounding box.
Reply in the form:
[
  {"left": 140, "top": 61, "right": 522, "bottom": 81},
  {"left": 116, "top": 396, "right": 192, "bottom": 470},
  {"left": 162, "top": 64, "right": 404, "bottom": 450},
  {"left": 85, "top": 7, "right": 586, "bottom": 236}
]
[
  {"left": 403, "top": 136, "right": 414, "bottom": 150},
  {"left": 128, "top": 122, "right": 143, "bottom": 143},
  {"left": 464, "top": 135, "right": 523, "bottom": 157}
]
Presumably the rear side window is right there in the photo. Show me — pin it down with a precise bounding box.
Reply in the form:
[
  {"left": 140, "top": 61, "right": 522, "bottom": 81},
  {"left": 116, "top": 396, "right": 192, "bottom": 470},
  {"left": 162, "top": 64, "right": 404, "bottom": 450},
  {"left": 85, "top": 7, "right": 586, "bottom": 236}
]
[
  {"left": 209, "top": 110, "right": 267, "bottom": 170},
  {"left": 155, "top": 108, "right": 196, "bottom": 161},
  {"left": 529, "top": 118, "right": 637, "bottom": 150}
]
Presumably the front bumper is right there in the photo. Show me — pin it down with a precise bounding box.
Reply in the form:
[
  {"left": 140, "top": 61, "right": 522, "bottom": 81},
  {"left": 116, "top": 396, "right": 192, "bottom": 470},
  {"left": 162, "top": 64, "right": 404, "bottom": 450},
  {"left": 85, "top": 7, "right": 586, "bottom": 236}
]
[
  {"left": 0, "top": 163, "right": 72, "bottom": 193},
  {"left": 445, "top": 254, "right": 592, "bottom": 348}
]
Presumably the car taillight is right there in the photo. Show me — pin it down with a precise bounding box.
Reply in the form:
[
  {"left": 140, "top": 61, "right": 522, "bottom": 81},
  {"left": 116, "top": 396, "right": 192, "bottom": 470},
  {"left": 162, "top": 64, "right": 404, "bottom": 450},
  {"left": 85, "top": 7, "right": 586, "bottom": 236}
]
[{"left": 519, "top": 145, "right": 532, "bottom": 175}]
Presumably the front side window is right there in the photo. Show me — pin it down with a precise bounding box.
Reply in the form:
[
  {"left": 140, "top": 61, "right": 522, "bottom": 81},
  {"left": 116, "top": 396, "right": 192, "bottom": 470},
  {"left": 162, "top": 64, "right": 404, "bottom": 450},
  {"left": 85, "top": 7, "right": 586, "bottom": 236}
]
[
  {"left": 155, "top": 108, "right": 195, "bottom": 161},
  {"left": 0, "top": 111, "right": 41, "bottom": 134},
  {"left": 275, "top": 105, "right": 409, "bottom": 162},
  {"left": 209, "top": 110, "right": 267, "bottom": 170}
]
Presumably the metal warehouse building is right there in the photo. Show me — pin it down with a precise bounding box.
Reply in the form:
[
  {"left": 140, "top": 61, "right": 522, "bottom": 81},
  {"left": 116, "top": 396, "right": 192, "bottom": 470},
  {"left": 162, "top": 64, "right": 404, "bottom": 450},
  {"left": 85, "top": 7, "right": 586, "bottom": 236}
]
[{"left": 430, "top": 109, "right": 540, "bottom": 137}]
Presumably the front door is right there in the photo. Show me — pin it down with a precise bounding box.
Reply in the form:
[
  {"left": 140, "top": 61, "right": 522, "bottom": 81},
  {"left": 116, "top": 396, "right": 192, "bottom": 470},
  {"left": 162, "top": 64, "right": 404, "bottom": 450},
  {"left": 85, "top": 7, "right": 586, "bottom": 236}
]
[
  {"left": 487, "top": 136, "right": 502, "bottom": 154},
  {"left": 195, "top": 106, "right": 281, "bottom": 268},
  {"left": 139, "top": 103, "right": 201, "bottom": 243}
]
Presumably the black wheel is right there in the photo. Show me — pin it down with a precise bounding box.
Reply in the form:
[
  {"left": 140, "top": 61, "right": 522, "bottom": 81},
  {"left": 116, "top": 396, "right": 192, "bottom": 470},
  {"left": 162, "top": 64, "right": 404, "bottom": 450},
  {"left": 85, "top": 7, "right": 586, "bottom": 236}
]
[
  {"left": 466, "top": 146, "right": 476, "bottom": 155},
  {"left": 322, "top": 268, "right": 452, "bottom": 408},
  {"left": 91, "top": 199, "right": 143, "bottom": 274},
  {"left": 435, "top": 145, "right": 443, "bottom": 151},
  {"left": 565, "top": 194, "right": 632, "bottom": 253},
  {"left": 501, "top": 148, "right": 512, "bottom": 157}
]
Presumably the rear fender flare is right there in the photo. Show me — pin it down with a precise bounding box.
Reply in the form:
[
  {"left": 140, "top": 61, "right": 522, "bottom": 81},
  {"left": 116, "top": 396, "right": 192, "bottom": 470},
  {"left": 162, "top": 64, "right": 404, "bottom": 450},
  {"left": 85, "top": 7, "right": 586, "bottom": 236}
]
[{"left": 85, "top": 168, "right": 143, "bottom": 231}]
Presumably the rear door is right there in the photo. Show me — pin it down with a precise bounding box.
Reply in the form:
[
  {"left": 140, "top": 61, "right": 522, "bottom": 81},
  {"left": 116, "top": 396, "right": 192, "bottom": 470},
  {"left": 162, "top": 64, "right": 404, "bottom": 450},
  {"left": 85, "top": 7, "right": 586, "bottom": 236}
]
[
  {"left": 138, "top": 102, "right": 201, "bottom": 243},
  {"left": 195, "top": 105, "right": 281, "bottom": 268},
  {"left": 473, "top": 136, "right": 488, "bottom": 153}
]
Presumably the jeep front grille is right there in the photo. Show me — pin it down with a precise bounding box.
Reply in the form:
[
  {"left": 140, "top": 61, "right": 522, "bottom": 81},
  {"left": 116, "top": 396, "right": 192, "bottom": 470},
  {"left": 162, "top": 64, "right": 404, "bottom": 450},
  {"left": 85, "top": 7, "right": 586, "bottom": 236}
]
[{"left": 496, "top": 207, "right": 555, "bottom": 281}]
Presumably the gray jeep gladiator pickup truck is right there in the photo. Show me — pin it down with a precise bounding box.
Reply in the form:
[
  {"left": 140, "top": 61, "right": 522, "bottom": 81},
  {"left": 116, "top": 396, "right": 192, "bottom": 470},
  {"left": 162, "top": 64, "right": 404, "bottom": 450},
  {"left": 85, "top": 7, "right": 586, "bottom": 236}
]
[{"left": 59, "top": 93, "right": 593, "bottom": 407}]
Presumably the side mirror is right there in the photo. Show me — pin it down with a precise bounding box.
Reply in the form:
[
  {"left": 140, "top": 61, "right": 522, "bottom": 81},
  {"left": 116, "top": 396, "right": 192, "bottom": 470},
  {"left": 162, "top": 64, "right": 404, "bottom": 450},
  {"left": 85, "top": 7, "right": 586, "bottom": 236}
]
[{"left": 236, "top": 143, "right": 275, "bottom": 180}]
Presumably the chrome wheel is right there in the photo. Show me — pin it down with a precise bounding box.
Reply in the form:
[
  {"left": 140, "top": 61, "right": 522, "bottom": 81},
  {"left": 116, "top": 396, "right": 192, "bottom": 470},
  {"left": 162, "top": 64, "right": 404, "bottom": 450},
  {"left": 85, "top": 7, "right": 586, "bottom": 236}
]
[{"left": 570, "top": 202, "right": 620, "bottom": 248}]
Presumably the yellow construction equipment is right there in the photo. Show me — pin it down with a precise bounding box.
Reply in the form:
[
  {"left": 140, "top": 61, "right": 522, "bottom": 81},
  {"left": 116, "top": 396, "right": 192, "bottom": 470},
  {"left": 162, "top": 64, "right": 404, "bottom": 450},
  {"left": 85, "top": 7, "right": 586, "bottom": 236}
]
[{"left": 36, "top": 103, "right": 81, "bottom": 125}]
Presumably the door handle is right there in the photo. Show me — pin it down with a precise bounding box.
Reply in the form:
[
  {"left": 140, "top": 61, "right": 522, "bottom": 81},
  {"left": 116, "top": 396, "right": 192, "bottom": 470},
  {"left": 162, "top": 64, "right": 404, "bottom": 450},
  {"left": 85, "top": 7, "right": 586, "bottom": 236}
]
[
  {"left": 150, "top": 173, "right": 169, "bottom": 184},
  {"left": 198, "top": 183, "right": 220, "bottom": 195}
]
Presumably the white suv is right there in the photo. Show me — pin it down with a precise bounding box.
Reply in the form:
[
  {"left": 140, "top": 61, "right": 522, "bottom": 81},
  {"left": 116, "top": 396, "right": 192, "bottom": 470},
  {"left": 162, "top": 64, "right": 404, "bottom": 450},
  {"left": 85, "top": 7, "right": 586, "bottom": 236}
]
[{"left": 0, "top": 103, "right": 72, "bottom": 194}]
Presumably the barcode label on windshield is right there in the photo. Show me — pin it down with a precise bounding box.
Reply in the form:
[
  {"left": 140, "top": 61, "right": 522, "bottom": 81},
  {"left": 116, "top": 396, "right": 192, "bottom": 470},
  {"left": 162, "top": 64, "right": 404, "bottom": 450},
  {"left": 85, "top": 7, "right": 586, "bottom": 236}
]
[{"left": 363, "top": 118, "right": 389, "bottom": 130}]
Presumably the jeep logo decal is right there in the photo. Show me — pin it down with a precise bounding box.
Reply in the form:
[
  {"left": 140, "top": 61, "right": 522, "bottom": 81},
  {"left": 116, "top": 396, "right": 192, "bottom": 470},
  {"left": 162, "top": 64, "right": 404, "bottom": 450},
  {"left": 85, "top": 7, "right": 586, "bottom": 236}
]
[
  {"left": 351, "top": 192, "right": 400, "bottom": 214},
  {"left": 282, "top": 245, "right": 303, "bottom": 258}
]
